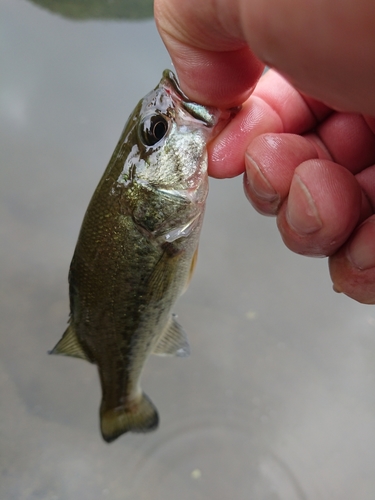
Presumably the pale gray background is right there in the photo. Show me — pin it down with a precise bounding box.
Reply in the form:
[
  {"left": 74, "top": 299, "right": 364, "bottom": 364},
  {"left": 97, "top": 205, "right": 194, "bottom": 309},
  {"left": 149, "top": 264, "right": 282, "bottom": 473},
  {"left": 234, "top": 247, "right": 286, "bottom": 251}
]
[{"left": 1, "top": 1, "right": 375, "bottom": 499}]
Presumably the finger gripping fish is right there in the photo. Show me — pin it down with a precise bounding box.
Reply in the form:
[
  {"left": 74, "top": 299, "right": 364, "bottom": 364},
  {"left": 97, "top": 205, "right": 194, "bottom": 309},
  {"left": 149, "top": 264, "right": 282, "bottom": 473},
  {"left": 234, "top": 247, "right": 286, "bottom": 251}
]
[{"left": 50, "top": 71, "right": 232, "bottom": 443}]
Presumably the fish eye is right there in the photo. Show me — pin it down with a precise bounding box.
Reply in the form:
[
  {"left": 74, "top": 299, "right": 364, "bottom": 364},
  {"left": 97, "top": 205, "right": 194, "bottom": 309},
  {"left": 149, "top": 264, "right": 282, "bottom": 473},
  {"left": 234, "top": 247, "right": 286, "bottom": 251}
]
[{"left": 140, "top": 114, "right": 169, "bottom": 147}]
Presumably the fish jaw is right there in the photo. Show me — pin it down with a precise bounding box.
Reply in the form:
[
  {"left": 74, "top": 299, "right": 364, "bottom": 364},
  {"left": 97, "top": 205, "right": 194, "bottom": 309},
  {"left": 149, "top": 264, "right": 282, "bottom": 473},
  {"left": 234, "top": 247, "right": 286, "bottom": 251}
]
[{"left": 161, "top": 69, "right": 236, "bottom": 132}]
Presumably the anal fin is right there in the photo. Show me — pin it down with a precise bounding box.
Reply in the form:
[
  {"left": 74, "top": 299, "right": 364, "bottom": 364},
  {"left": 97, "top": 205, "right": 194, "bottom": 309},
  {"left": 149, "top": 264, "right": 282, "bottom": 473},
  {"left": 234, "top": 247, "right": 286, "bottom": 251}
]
[
  {"left": 49, "top": 324, "right": 90, "bottom": 362},
  {"left": 153, "top": 314, "right": 190, "bottom": 357}
]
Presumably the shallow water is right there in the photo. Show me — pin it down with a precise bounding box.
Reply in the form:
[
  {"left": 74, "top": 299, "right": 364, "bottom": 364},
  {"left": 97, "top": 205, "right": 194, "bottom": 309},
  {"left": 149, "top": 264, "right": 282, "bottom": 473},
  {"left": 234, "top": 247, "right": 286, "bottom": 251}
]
[{"left": 2, "top": 2, "right": 375, "bottom": 499}]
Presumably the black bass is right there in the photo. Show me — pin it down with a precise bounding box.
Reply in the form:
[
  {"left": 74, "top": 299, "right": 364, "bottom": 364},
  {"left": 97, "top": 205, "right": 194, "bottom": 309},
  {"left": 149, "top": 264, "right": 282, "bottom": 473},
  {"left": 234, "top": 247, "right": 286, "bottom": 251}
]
[{"left": 50, "top": 70, "right": 232, "bottom": 443}]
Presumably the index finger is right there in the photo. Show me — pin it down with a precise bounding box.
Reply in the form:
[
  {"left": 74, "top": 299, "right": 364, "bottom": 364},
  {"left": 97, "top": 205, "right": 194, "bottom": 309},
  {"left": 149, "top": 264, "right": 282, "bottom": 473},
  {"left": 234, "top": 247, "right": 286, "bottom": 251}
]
[{"left": 209, "top": 70, "right": 332, "bottom": 178}]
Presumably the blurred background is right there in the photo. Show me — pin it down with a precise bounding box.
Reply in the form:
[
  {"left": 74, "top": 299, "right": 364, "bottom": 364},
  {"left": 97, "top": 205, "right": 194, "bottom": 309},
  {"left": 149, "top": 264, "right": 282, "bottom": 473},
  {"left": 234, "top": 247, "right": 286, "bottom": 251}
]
[{"left": 1, "top": 1, "right": 375, "bottom": 499}]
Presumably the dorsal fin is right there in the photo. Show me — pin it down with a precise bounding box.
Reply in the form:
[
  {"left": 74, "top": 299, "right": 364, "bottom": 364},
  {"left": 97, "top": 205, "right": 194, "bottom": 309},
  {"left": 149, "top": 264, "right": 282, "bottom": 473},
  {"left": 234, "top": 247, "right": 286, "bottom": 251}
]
[
  {"left": 49, "top": 324, "right": 90, "bottom": 361},
  {"left": 153, "top": 315, "right": 190, "bottom": 357}
]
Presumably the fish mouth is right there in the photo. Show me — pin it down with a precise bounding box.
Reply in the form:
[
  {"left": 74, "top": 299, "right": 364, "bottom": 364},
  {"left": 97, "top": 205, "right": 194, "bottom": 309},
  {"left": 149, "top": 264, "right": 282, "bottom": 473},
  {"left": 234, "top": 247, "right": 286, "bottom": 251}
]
[
  {"left": 162, "top": 69, "right": 189, "bottom": 101},
  {"left": 161, "top": 69, "right": 239, "bottom": 129}
]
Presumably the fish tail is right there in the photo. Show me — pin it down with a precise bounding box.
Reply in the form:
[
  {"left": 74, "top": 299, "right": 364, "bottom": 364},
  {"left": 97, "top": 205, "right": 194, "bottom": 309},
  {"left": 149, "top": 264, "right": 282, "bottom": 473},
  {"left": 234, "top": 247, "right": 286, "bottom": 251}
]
[{"left": 100, "top": 393, "right": 159, "bottom": 443}]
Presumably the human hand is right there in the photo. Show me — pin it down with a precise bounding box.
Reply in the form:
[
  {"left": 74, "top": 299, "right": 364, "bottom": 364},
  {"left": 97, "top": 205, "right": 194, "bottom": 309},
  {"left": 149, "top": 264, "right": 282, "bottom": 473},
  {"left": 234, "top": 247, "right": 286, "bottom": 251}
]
[{"left": 155, "top": 0, "right": 375, "bottom": 304}]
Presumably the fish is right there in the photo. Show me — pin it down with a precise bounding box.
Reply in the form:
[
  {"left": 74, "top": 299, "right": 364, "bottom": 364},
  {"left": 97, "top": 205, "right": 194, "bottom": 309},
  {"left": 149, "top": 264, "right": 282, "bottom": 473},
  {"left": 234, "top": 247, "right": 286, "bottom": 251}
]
[{"left": 50, "top": 70, "right": 233, "bottom": 443}]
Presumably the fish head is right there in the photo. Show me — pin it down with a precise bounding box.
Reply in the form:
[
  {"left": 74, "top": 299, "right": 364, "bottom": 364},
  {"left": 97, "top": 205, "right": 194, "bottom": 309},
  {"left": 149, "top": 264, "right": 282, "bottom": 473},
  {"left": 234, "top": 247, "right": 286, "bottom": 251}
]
[
  {"left": 118, "top": 70, "right": 233, "bottom": 200},
  {"left": 115, "top": 71, "right": 236, "bottom": 238}
]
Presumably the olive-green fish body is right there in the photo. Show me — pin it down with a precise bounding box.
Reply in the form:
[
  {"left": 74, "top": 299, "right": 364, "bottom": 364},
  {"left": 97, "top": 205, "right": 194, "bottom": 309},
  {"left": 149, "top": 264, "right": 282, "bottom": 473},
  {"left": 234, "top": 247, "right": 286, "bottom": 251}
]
[{"left": 50, "top": 71, "right": 231, "bottom": 442}]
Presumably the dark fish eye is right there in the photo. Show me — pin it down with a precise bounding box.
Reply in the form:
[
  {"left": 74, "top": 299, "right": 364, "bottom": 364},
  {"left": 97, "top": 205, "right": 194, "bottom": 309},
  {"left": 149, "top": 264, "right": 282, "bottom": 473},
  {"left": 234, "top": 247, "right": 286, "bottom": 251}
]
[{"left": 140, "top": 114, "right": 169, "bottom": 147}]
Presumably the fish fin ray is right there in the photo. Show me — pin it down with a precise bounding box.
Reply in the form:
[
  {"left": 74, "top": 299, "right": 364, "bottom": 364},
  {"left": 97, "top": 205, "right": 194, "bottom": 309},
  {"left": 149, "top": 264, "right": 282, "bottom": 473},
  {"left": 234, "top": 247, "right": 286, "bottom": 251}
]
[
  {"left": 49, "top": 324, "right": 90, "bottom": 361},
  {"left": 100, "top": 393, "right": 159, "bottom": 443},
  {"left": 183, "top": 246, "right": 198, "bottom": 293},
  {"left": 146, "top": 244, "right": 181, "bottom": 301},
  {"left": 153, "top": 314, "right": 190, "bottom": 357}
]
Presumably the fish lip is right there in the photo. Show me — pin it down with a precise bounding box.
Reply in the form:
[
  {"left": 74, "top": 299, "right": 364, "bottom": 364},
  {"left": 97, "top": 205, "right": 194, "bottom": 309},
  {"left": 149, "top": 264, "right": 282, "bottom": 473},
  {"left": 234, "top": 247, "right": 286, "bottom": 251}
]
[
  {"left": 161, "top": 70, "right": 214, "bottom": 125},
  {"left": 161, "top": 69, "right": 239, "bottom": 128},
  {"left": 161, "top": 69, "right": 189, "bottom": 101}
]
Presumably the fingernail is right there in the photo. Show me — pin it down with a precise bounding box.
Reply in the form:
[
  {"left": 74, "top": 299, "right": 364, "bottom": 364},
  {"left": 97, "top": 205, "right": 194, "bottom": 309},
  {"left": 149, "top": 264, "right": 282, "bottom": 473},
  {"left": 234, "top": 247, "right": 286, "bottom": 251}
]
[
  {"left": 347, "top": 219, "right": 375, "bottom": 270},
  {"left": 286, "top": 175, "right": 323, "bottom": 234},
  {"left": 245, "top": 153, "right": 279, "bottom": 202}
]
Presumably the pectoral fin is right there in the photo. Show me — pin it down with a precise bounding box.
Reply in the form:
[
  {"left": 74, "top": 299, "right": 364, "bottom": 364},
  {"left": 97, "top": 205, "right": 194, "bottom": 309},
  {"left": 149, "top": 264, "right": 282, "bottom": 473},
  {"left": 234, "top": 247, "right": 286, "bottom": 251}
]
[
  {"left": 153, "top": 314, "right": 190, "bottom": 357},
  {"left": 183, "top": 247, "right": 198, "bottom": 293},
  {"left": 49, "top": 324, "right": 90, "bottom": 362},
  {"left": 146, "top": 244, "right": 181, "bottom": 301}
]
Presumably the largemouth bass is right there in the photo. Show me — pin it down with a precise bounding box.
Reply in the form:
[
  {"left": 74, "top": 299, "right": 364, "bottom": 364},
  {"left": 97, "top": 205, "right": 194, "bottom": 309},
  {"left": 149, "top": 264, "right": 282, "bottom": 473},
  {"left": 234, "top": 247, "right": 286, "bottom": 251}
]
[{"left": 50, "top": 70, "right": 232, "bottom": 443}]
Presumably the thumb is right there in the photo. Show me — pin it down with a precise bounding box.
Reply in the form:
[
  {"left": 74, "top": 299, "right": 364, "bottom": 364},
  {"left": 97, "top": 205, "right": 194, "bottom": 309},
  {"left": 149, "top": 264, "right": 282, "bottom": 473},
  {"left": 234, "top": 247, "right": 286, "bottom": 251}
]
[
  {"left": 154, "top": 0, "right": 264, "bottom": 107},
  {"left": 156, "top": 0, "right": 375, "bottom": 115}
]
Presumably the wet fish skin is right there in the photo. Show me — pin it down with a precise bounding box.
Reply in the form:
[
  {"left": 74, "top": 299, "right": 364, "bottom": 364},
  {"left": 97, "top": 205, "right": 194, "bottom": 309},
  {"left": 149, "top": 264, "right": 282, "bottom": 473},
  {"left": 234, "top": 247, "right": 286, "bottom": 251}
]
[{"left": 50, "top": 70, "right": 232, "bottom": 443}]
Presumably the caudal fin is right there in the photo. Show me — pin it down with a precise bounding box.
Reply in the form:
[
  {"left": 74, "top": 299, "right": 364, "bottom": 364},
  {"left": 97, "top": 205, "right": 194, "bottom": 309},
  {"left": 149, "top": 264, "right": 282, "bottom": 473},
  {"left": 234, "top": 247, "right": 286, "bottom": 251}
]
[{"left": 100, "top": 393, "right": 159, "bottom": 443}]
